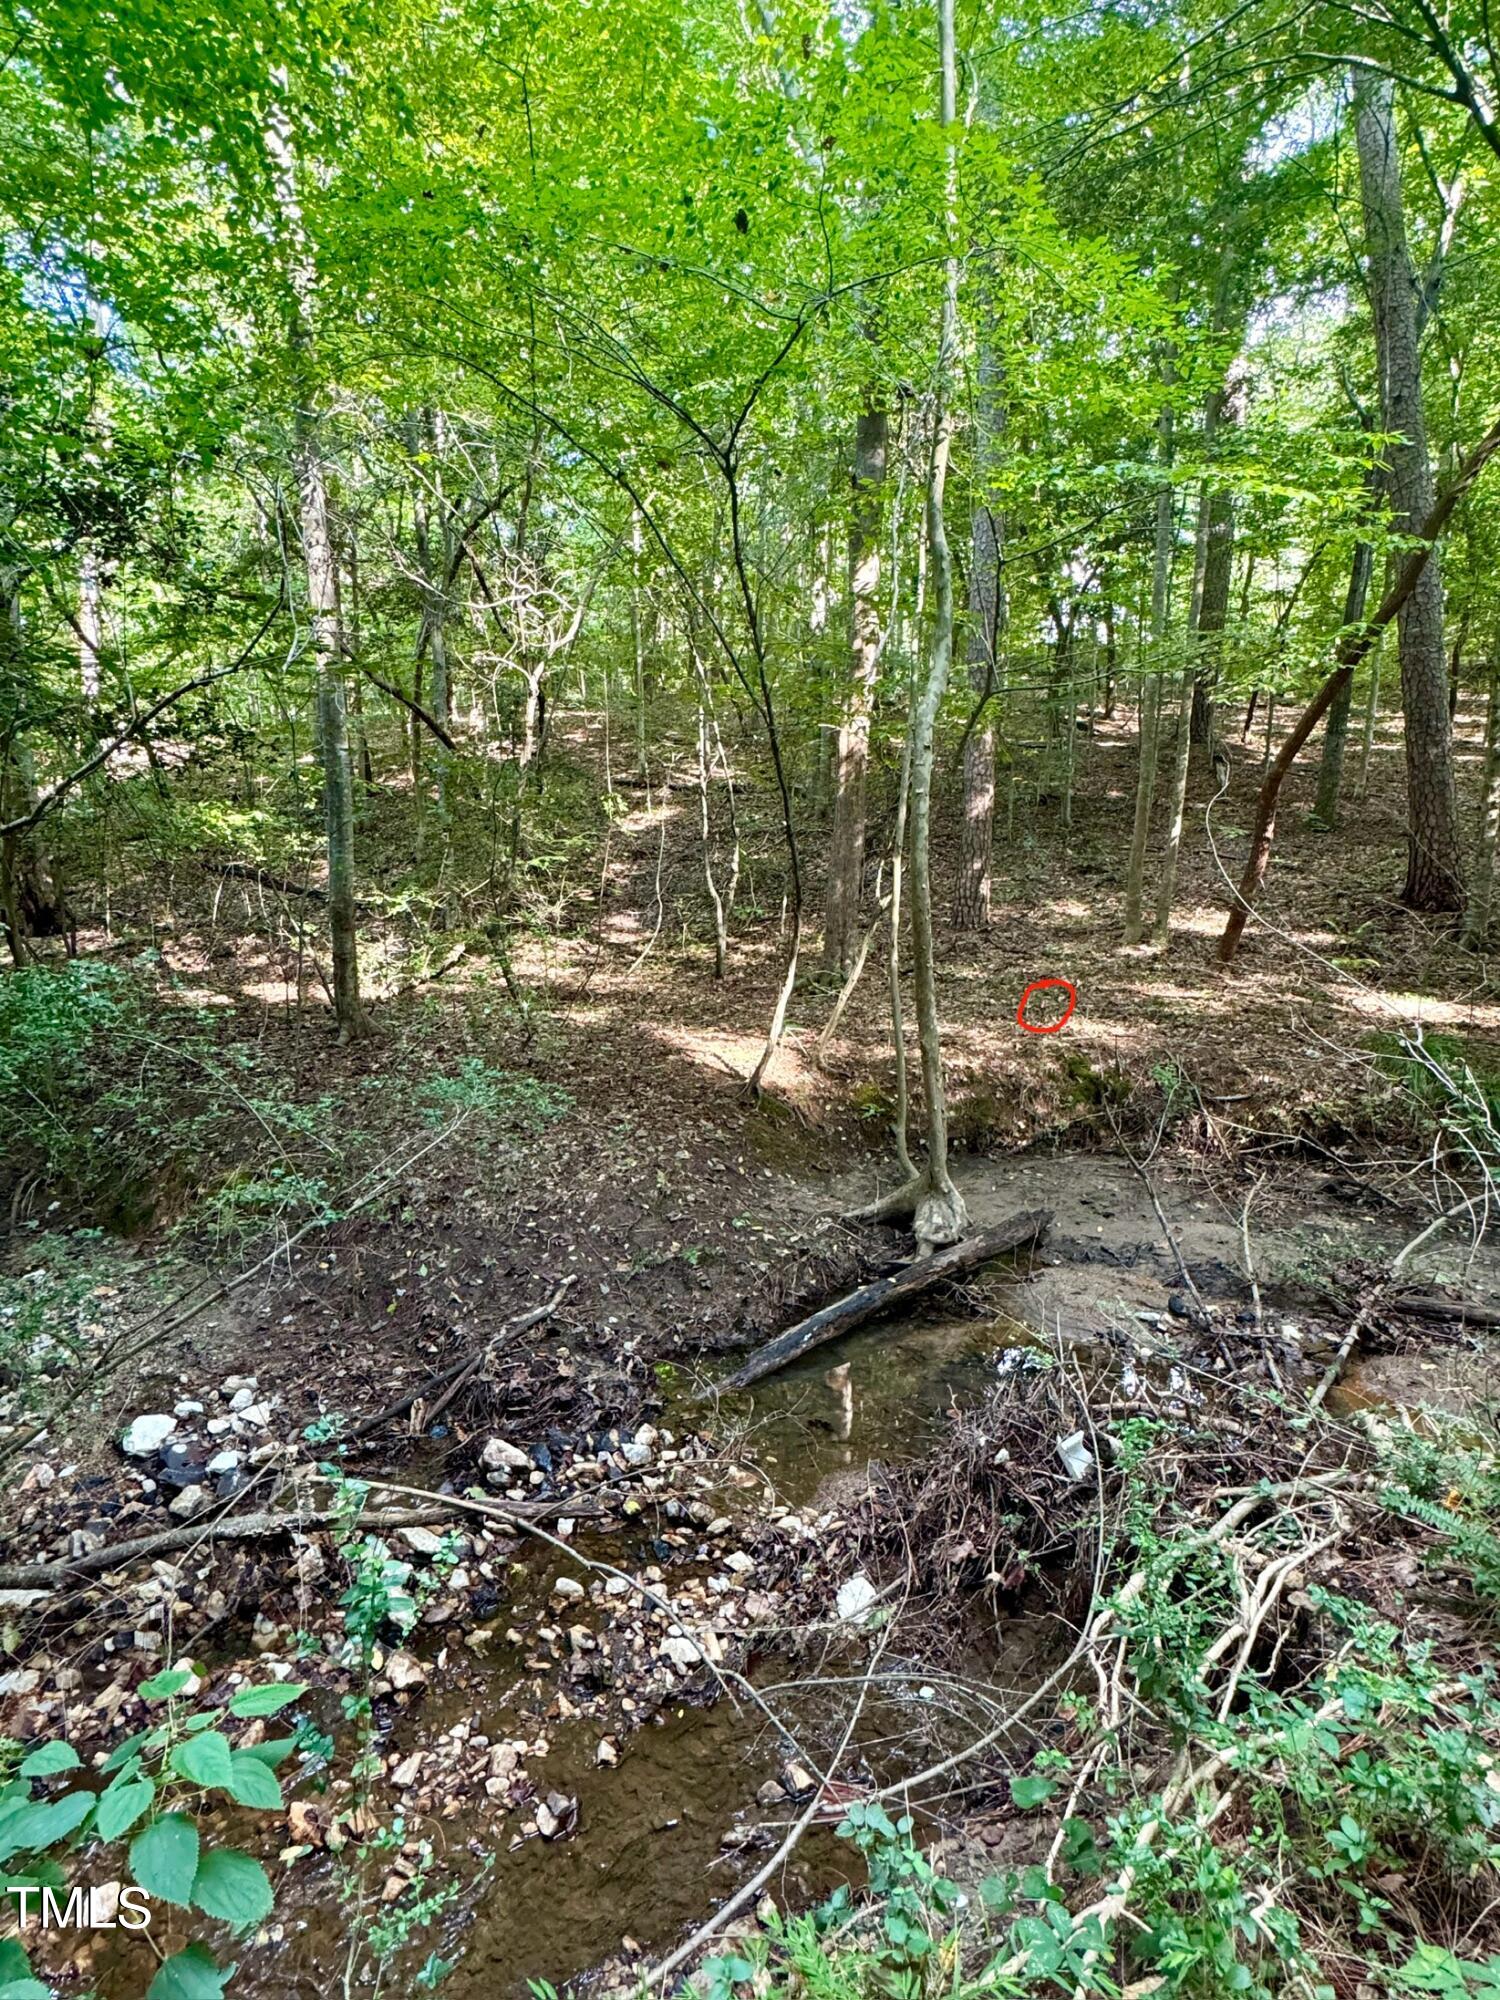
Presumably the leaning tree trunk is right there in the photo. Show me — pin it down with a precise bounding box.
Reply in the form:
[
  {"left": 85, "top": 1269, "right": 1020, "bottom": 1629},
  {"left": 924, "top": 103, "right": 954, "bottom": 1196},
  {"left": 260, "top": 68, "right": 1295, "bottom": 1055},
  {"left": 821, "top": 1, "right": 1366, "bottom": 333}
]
[
  {"left": 1355, "top": 72, "right": 1465, "bottom": 912},
  {"left": 824, "top": 401, "right": 888, "bottom": 971},
  {"left": 1313, "top": 534, "right": 1375, "bottom": 827},
  {"left": 954, "top": 332, "right": 1003, "bottom": 930},
  {"left": 268, "top": 105, "right": 370, "bottom": 1043}
]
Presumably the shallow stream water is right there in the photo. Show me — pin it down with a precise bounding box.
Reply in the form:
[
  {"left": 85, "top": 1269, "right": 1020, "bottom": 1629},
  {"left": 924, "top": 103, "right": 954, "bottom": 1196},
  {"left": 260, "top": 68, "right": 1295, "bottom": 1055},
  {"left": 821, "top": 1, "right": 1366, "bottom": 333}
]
[{"left": 233, "top": 1151, "right": 1491, "bottom": 1997}]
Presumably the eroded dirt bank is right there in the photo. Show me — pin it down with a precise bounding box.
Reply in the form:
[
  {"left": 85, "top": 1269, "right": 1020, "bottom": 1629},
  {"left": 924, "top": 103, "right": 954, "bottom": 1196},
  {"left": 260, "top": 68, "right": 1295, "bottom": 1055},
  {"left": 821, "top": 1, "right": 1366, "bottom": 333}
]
[{"left": 4, "top": 1126, "right": 1496, "bottom": 1998}]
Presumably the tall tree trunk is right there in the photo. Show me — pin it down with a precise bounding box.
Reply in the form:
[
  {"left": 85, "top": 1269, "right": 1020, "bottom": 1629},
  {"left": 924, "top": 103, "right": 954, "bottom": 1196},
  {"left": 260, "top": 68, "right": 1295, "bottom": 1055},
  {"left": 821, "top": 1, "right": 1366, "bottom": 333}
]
[
  {"left": 1354, "top": 72, "right": 1465, "bottom": 912},
  {"left": 955, "top": 335, "right": 1002, "bottom": 929},
  {"left": 1155, "top": 470, "right": 1233, "bottom": 942},
  {"left": 908, "top": 0, "right": 967, "bottom": 1253},
  {"left": 1465, "top": 658, "right": 1500, "bottom": 946},
  {"left": 824, "top": 401, "right": 887, "bottom": 969},
  {"left": 408, "top": 408, "right": 452, "bottom": 844},
  {"left": 1313, "top": 536, "right": 1375, "bottom": 827},
  {"left": 1123, "top": 397, "right": 1175, "bottom": 943},
  {"left": 267, "top": 104, "right": 370, "bottom": 1042}
]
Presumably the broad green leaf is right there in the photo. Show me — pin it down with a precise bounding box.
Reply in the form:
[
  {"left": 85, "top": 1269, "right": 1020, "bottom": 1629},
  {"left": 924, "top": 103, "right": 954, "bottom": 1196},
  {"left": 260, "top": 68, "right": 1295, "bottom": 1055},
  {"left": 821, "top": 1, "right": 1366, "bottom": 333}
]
[
  {"left": 97, "top": 1777, "right": 156, "bottom": 1842},
  {"left": 103, "top": 1730, "right": 152, "bottom": 1773},
  {"left": 0, "top": 1942, "right": 31, "bottom": 1983},
  {"left": 130, "top": 1814, "right": 200, "bottom": 1907},
  {"left": 139, "top": 1669, "right": 194, "bottom": 1702},
  {"left": 239, "top": 1738, "right": 296, "bottom": 1769},
  {"left": 1009, "top": 1776, "right": 1057, "bottom": 1810},
  {"left": 169, "top": 1732, "right": 234, "bottom": 1792},
  {"left": 0, "top": 1979, "right": 52, "bottom": 2000},
  {"left": 227, "top": 1683, "right": 306, "bottom": 1718},
  {"left": 225, "top": 1754, "right": 282, "bottom": 1811},
  {"left": 147, "top": 1946, "right": 235, "bottom": 2000},
  {"left": 19, "top": 1743, "right": 80, "bottom": 1779},
  {"left": 190, "top": 1849, "right": 273, "bottom": 1929},
  {"left": 0, "top": 1791, "right": 94, "bottom": 1861}
]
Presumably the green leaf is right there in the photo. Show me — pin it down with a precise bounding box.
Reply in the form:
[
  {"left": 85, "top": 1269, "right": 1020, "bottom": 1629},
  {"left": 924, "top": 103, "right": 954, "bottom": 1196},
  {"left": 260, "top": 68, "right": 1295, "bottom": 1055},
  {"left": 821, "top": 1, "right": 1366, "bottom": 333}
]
[
  {"left": 0, "top": 1979, "right": 53, "bottom": 2000},
  {"left": 103, "top": 1730, "right": 152, "bottom": 1773},
  {"left": 225, "top": 1754, "right": 282, "bottom": 1811},
  {"left": 168, "top": 1732, "right": 235, "bottom": 1792},
  {"left": 0, "top": 1943, "right": 31, "bottom": 1984},
  {"left": 227, "top": 1683, "right": 306, "bottom": 1718},
  {"left": 139, "top": 1669, "right": 194, "bottom": 1702},
  {"left": 97, "top": 1777, "right": 156, "bottom": 1842},
  {"left": 190, "top": 1848, "right": 273, "bottom": 1929},
  {"left": 0, "top": 1790, "right": 94, "bottom": 1861},
  {"left": 1009, "top": 1775, "right": 1057, "bottom": 1810},
  {"left": 130, "top": 1814, "right": 200, "bottom": 1906},
  {"left": 19, "top": 1743, "right": 80, "bottom": 1779},
  {"left": 147, "top": 1946, "right": 236, "bottom": 2000},
  {"left": 239, "top": 1738, "right": 296, "bottom": 1769}
]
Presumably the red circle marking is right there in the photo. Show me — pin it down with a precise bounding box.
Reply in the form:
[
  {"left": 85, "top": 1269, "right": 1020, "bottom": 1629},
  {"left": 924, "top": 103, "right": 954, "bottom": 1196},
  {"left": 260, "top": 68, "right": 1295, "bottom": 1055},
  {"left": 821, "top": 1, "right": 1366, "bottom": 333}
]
[{"left": 1016, "top": 978, "right": 1077, "bottom": 1035}]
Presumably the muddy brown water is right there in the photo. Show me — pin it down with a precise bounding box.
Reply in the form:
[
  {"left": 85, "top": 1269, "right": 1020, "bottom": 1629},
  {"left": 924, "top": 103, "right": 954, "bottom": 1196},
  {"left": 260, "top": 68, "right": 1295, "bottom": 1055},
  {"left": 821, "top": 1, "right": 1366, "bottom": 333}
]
[{"left": 229, "top": 1151, "right": 1492, "bottom": 1998}]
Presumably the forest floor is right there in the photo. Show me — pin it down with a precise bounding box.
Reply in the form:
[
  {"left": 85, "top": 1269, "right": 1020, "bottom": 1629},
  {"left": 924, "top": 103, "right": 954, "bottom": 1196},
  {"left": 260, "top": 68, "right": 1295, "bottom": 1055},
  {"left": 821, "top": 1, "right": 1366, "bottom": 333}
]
[{"left": 3, "top": 696, "right": 1500, "bottom": 1997}]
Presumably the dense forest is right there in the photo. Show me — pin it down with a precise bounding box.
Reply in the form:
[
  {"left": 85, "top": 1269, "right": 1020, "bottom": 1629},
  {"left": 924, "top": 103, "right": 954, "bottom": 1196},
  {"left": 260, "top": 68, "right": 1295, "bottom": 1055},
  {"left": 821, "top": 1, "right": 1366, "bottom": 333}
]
[{"left": 3, "top": 0, "right": 1500, "bottom": 1995}]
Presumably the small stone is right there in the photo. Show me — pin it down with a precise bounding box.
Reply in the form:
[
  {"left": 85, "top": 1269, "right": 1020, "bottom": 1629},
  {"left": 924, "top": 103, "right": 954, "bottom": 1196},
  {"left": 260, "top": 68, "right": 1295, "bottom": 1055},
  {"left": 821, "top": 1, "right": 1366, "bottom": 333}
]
[
  {"left": 235, "top": 1402, "right": 272, "bottom": 1429},
  {"left": 706, "top": 1517, "right": 732, "bottom": 1536},
  {"left": 121, "top": 1415, "right": 176, "bottom": 1459},
  {"left": 399, "top": 1526, "right": 446, "bottom": 1556},
  {"left": 835, "top": 1574, "right": 879, "bottom": 1624},
  {"left": 206, "top": 1450, "right": 241, "bottom": 1475},
  {"left": 173, "top": 1400, "right": 204, "bottom": 1418},
  {"left": 756, "top": 1779, "right": 786, "bottom": 1807},
  {"left": 168, "top": 1485, "right": 208, "bottom": 1521},
  {"left": 391, "top": 1753, "right": 425, "bottom": 1789},
  {"left": 385, "top": 1651, "right": 428, "bottom": 1693},
  {"left": 206, "top": 1419, "right": 233, "bottom": 1437},
  {"left": 535, "top": 1791, "right": 576, "bottom": 1840},
  {"left": 552, "top": 1576, "right": 585, "bottom": 1602},
  {"left": 221, "top": 1375, "right": 256, "bottom": 1395},
  {"left": 781, "top": 1762, "right": 816, "bottom": 1798},
  {"left": 481, "top": 1438, "right": 530, "bottom": 1472},
  {"left": 228, "top": 1387, "right": 255, "bottom": 1413},
  {"left": 596, "top": 1737, "right": 619, "bottom": 1767},
  {"left": 621, "top": 1441, "right": 652, "bottom": 1468},
  {"left": 724, "top": 1552, "right": 755, "bottom": 1575}
]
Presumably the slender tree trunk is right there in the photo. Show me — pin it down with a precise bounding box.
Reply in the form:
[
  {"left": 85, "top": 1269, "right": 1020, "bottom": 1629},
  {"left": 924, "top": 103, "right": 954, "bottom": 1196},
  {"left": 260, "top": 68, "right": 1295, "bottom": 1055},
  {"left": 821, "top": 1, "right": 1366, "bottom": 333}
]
[
  {"left": 1354, "top": 72, "right": 1465, "bottom": 912},
  {"left": 1123, "top": 398, "right": 1175, "bottom": 943},
  {"left": 955, "top": 334, "right": 1002, "bottom": 929},
  {"left": 1155, "top": 466, "right": 1233, "bottom": 942},
  {"left": 1313, "top": 537, "right": 1375, "bottom": 827},
  {"left": 267, "top": 104, "right": 370, "bottom": 1042},
  {"left": 1465, "top": 658, "right": 1500, "bottom": 946},
  {"left": 908, "top": 0, "right": 967, "bottom": 1253},
  {"left": 825, "top": 402, "right": 888, "bottom": 969}
]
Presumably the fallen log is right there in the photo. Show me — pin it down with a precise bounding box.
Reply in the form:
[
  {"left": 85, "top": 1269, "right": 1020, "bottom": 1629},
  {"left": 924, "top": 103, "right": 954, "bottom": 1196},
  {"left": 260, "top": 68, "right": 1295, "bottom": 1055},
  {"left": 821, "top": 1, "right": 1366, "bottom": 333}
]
[
  {"left": 716, "top": 1209, "right": 1053, "bottom": 1392},
  {"left": 0, "top": 1494, "right": 582, "bottom": 1593},
  {"left": 1391, "top": 1288, "right": 1500, "bottom": 1331}
]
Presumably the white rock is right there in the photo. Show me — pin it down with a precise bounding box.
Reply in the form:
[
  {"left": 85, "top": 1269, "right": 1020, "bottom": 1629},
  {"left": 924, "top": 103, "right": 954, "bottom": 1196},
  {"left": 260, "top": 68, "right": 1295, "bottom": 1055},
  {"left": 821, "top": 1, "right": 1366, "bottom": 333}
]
[
  {"left": 121, "top": 1415, "right": 176, "bottom": 1459},
  {"left": 724, "top": 1552, "right": 755, "bottom": 1575},
  {"left": 173, "top": 1400, "right": 205, "bottom": 1418},
  {"left": 205, "top": 1450, "right": 241, "bottom": 1475},
  {"left": 228, "top": 1387, "right": 255, "bottom": 1413},
  {"left": 552, "top": 1576, "right": 585, "bottom": 1602},
  {"left": 836, "top": 1574, "right": 879, "bottom": 1624},
  {"left": 169, "top": 1484, "right": 208, "bottom": 1520},
  {"left": 234, "top": 1402, "right": 272, "bottom": 1429},
  {"left": 661, "top": 1635, "right": 701, "bottom": 1668},
  {"left": 221, "top": 1375, "right": 257, "bottom": 1395},
  {"left": 206, "top": 1419, "right": 232, "bottom": 1437},
  {"left": 399, "top": 1526, "right": 446, "bottom": 1556},
  {"left": 1055, "top": 1431, "right": 1095, "bottom": 1482},
  {"left": 481, "top": 1437, "right": 530, "bottom": 1472},
  {"left": 385, "top": 1650, "right": 428, "bottom": 1692}
]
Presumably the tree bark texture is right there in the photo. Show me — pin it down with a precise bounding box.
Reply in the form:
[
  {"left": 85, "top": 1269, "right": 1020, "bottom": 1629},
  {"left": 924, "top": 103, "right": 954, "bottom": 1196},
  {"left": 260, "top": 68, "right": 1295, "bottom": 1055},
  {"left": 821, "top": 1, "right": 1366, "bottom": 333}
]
[
  {"left": 1355, "top": 73, "right": 1465, "bottom": 911},
  {"left": 825, "top": 402, "right": 887, "bottom": 970}
]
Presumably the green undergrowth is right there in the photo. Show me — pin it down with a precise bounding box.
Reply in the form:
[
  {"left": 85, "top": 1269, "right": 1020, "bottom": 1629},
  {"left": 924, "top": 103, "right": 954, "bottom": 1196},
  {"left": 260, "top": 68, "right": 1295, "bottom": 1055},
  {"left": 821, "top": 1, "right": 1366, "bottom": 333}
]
[{"left": 665, "top": 1417, "right": 1500, "bottom": 2000}]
